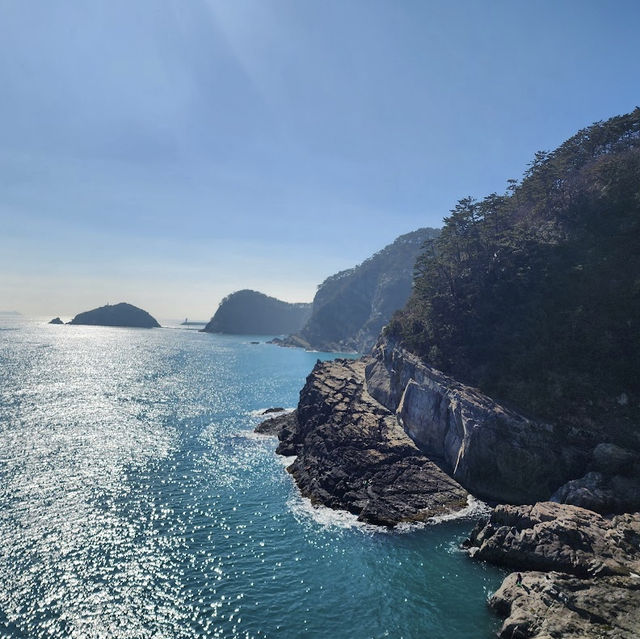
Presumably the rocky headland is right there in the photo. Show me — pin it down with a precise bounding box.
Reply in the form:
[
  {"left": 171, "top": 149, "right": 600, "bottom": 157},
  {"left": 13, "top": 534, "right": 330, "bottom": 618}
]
[
  {"left": 275, "top": 228, "right": 440, "bottom": 353},
  {"left": 68, "top": 302, "right": 160, "bottom": 328},
  {"left": 258, "top": 357, "right": 468, "bottom": 527},
  {"left": 257, "top": 337, "right": 640, "bottom": 635}
]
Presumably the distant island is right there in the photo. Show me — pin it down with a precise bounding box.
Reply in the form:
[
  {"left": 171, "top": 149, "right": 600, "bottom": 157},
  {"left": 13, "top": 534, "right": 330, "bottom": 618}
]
[
  {"left": 203, "top": 290, "right": 311, "bottom": 335},
  {"left": 68, "top": 303, "right": 160, "bottom": 328},
  {"left": 49, "top": 317, "right": 64, "bottom": 325}
]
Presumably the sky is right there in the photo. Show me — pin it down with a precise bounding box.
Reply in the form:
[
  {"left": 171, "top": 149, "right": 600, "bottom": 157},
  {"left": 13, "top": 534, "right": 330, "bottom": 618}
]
[{"left": 1, "top": 0, "right": 639, "bottom": 320}]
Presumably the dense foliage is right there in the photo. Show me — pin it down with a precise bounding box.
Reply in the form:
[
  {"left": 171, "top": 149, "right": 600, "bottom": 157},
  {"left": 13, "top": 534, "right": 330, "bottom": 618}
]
[
  {"left": 203, "top": 290, "right": 311, "bottom": 335},
  {"left": 297, "top": 228, "right": 440, "bottom": 352},
  {"left": 389, "top": 109, "right": 640, "bottom": 436}
]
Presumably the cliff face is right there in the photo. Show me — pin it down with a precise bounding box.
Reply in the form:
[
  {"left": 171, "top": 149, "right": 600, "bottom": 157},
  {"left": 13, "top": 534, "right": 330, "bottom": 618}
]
[
  {"left": 69, "top": 303, "right": 160, "bottom": 328},
  {"left": 203, "top": 290, "right": 311, "bottom": 335},
  {"left": 280, "top": 228, "right": 439, "bottom": 353},
  {"left": 365, "top": 337, "right": 589, "bottom": 503}
]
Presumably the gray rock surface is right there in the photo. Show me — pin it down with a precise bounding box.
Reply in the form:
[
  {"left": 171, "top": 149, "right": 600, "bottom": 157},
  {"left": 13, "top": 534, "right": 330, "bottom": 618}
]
[
  {"left": 466, "top": 502, "right": 640, "bottom": 577},
  {"left": 466, "top": 503, "right": 640, "bottom": 637},
  {"left": 551, "top": 471, "right": 640, "bottom": 514},
  {"left": 366, "top": 337, "right": 588, "bottom": 503},
  {"left": 260, "top": 358, "right": 469, "bottom": 526},
  {"left": 490, "top": 571, "right": 640, "bottom": 639},
  {"left": 48, "top": 317, "right": 63, "bottom": 324}
]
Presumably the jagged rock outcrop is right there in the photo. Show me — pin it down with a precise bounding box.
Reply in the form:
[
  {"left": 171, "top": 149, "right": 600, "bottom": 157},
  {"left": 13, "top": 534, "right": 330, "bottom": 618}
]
[
  {"left": 48, "top": 317, "right": 63, "bottom": 324},
  {"left": 203, "top": 290, "right": 311, "bottom": 335},
  {"left": 489, "top": 571, "right": 640, "bottom": 639},
  {"left": 465, "top": 503, "right": 640, "bottom": 638},
  {"left": 365, "top": 337, "right": 589, "bottom": 504},
  {"left": 257, "top": 358, "right": 468, "bottom": 526},
  {"left": 69, "top": 303, "right": 160, "bottom": 328},
  {"left": 465, "top": 502, "right": 640, "bottom": 577},
  {"left": 278, "top": 228, "right": 439, "bottom": 353}
]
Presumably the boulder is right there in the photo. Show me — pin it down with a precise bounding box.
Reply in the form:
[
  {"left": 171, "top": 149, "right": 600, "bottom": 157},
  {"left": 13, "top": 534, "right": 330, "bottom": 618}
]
[{"left": 551, "top": 471, "right": 640, "bottom": 514}]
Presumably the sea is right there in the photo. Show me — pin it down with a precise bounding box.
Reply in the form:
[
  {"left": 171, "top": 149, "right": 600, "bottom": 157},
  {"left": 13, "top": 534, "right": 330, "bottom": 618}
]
[{"left": 0, "top": 317, "right": 505, "bottom": 639}]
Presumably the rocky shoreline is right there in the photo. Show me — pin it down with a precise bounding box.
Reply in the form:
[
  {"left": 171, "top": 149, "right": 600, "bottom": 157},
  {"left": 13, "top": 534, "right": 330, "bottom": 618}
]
[{"left": 257, "top": 339, "right": 640, "bottom": 636}]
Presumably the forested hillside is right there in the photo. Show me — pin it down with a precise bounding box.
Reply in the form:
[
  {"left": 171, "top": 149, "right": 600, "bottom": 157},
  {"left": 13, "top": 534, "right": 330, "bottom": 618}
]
[
  {"left": 388, "top": 109, "right": 640, "bottom": 440},
  {"left": 203, "top": 290, "right": 311, "bottom": 335},
  {"left": 285, "top": 228, "right": 439, "bottom": 352}
]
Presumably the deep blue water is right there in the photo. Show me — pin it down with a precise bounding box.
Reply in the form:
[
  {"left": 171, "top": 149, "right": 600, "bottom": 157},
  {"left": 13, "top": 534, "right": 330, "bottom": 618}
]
[{"left": 0, "top": 318, "right": 504, "bottom": 638}]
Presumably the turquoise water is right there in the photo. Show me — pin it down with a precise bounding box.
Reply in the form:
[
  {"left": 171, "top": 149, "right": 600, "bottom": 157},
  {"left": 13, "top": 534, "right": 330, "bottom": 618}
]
[{"left": 0, "top": 318, "right": 504, "bottom": 638}]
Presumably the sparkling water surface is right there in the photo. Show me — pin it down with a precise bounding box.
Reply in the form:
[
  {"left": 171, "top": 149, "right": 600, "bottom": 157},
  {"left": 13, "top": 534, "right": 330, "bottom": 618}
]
[{"left": 0, "top": 318, "right": 504, "bottom": 638}]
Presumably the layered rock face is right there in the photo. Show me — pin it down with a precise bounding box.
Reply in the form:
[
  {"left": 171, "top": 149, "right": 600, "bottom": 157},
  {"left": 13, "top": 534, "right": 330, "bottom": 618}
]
[
  {"left": 466, "top": 503, "right": 640, "bottom": 638},
  {"left": 260, "top": 358, "right": 468, "bottom": 527},
  {"left": 366, "top": 338, "right": 589, "bottom": 504},
  {"left": 465, "top": 502, "right": 640, "bottom": 577}
]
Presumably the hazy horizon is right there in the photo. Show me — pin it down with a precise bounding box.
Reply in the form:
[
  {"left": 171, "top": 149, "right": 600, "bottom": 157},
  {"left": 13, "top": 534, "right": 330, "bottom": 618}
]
[{"left": 2, "top": 0, "right": 639, "bottom": 319}]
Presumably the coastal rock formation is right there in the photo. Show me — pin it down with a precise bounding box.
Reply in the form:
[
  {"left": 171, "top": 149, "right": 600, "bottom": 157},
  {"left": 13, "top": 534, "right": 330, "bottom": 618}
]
[
  {"left": 365, "top": 337, "right": 588, "bottom": 504},
  {"left": 489, "top": 571, "right": 640, "bottom": 639},
  {"left": 48, "top": 317, "right": 63, "bottom": 324},
  {"left": 203, "top": 290, "right": 311, "bottom": 335},
  {"left": 278, "top": 228, "right": 439, "bottom": 353},
  {"left": 466, "top": 503, "right": 640, "bottom": 638},
  {"left": 258, "top": 358, "right": 468, "bottom": 527},
  {"left": 465, "top": 502, "right": 640, "bottom": 577},
  {"left": 69, "top": 303, "right": 160, "bottom": 328}
]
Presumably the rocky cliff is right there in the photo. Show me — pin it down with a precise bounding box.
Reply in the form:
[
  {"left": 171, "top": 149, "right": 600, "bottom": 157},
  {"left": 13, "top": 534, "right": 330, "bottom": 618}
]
[
  {"left": 259, "top": 358, "right": 468, "bottom": 527},
  {"left": 276, "top": 228, "right": 439, "bottom": 353},
  {"left": 203, "top": 290, "right": 311, "bottom": 335}
]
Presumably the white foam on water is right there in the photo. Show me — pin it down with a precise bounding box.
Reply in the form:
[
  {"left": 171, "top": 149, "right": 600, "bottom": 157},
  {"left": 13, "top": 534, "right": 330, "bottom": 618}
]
[
  {"left": 286, "top": 494, "right": 383, "bottom": 534},
  {"left": 395, "top": 495, "right": 492, "bottom": 533},
  {"left": 248, "top": 407, "right": 295, "bottom": 419}
]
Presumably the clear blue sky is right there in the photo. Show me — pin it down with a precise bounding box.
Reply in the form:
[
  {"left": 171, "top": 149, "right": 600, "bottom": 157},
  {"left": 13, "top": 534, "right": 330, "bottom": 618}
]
[{"left": 1, "top": 0, "right": 639, "bottom": 319}]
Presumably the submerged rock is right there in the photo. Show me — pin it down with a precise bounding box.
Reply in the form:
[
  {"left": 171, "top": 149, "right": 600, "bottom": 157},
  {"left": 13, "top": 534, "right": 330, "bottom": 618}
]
[
  {"left": 263, "top": 358, "right": 468, "bottom": 527},
  {"left": 69, "top": 303, "right": 160, "bottom": 328}
]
